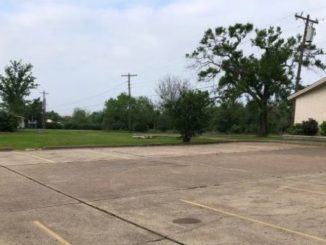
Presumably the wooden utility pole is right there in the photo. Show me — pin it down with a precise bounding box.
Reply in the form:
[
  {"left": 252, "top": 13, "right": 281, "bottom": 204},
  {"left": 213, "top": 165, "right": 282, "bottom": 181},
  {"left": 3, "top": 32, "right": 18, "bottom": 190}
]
[
  {"left": 121, "top": 73, "right": 137, "bottom": 132},
  {"left": 40, "top": 90, "right": 49, "bottom": 129},
  {"left": 294, "top": 13, "right": 318, "bottom": 92}
]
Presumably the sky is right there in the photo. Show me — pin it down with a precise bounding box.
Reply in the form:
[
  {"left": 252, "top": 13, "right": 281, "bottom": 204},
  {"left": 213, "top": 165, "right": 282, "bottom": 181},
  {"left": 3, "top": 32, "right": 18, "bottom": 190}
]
[{"left": 0, "top": 0, "right": 326, "bottom": 115}]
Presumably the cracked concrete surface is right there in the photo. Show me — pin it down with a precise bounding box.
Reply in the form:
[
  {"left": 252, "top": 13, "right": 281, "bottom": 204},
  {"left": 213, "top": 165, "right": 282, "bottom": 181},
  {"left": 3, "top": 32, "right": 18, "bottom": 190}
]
[{"left": 0, "top": 142, "right": 326, "bottom": 244}]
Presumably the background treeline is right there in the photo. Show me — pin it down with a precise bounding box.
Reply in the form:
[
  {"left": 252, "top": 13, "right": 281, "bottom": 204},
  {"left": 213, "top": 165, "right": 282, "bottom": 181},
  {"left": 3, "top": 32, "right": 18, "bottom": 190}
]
[
  {"left": 43, "top": 88, "right": 292, "bottom": 135},
  {"left": 1, "top": 22, "right": 326, "bottom": 138}
]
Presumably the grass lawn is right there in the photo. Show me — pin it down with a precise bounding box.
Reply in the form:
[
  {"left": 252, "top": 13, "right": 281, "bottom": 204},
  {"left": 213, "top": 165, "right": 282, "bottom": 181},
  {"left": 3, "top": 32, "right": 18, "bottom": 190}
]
[
  {"left": 0, "top": 129, "right": 224, "bottom": 150},
  {"left": 1, "top": 130, "right": 325, "bottom": 150},
  {"left": 201, "top": 133, "right": 326, "bottom": 145}
]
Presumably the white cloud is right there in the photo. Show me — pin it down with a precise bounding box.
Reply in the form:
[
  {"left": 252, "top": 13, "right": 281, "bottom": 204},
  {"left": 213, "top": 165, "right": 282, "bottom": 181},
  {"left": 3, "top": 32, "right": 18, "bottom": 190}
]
[{"left": 0, "top": 0, "right": 325, "bottom": 114}]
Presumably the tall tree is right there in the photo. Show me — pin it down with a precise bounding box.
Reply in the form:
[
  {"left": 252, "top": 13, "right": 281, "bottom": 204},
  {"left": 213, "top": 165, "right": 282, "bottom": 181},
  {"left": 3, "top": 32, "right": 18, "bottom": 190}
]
[
  {"left": 170, "top": 90, "right": 211, "bottom": 143},
  {"left": 71, "top": 108, "right": 89, "bottom": 125},
  {"left": 210, "top": 101, "right": 247, "bottom": 133},
  {"left": 88, "top": 111, "right": 104, "bottom": 125},
  {"left": 103, "top": 93, "right": 156, "bottom": 132},
  {"left": 46, "top": 110, "right": 62, "bottom": 122},
  {"left": 187, "top": 23, "right": 325, "bottom": 136},
  {"left": 0, "top": 110, "right": 18, "bottom": 132},
  {"left": 156, "top": 75, "right": 191, "bottom": 108},
  {"left": 103, "top": 93, "right": 130, "bottom": 130},
  {"left": 0, "top": 60, "right": 38, "bottom": 115},
  {"left": 156, "top": 76, "right": 191, "bottom": 131},
  {"left": 24, "top": 98, "right": 43, "bottom": 128}
]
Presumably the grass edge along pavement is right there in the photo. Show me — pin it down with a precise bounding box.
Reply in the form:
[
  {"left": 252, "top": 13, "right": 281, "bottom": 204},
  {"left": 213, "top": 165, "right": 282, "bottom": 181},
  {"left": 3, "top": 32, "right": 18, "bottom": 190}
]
[
  {"left": 1, "top": 129, "right": 326, "bottom": 151},
  {"left": 0, "top": 129, "right": 226, "bottom": 150}
]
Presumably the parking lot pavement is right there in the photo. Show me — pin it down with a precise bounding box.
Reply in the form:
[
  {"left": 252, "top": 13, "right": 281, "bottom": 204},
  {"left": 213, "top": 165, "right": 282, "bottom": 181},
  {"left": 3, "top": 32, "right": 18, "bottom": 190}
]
[{"left": 1, "top": 142, "right": 326, "bottom": 244}]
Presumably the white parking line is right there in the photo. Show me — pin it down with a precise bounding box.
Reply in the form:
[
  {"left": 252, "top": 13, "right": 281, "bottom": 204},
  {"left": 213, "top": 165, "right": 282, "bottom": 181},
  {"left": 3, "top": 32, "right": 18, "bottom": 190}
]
[{"left": 84, "top": 150, "right": 131, "bottom": 160}]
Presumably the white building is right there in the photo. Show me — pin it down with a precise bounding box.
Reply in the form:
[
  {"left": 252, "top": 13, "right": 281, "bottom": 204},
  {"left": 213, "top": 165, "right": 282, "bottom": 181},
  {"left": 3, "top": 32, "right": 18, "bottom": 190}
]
[
  {"left": 16, "top": 116, "right": 25, "bottom": 129},
  {"left": 288, "top": 77, "right": 326, "bottom": 124}
]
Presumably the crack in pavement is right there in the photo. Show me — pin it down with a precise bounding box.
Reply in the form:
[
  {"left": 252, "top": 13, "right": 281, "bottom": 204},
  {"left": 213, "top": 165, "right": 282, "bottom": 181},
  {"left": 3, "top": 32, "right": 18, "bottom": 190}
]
[{"left": 0, "top": 164, "right": 185, "bottom": 245}]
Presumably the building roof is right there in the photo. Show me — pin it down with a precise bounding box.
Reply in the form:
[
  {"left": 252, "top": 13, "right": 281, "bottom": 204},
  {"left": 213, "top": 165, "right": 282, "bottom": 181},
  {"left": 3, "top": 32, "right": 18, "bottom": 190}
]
[{"left": 288, "top": 77, "right": 326, "bottom": 101}]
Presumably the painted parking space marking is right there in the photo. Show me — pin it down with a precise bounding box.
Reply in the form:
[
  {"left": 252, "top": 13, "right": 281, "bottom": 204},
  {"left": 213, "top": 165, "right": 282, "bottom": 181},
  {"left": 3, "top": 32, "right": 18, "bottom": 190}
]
[
  {"left": 85, "top": 150, "right": 131, "bottom": 160},
  {"left": 33, "top": 220, "right": 71, "bottom": 245},
  {"left": 284, "top": 186, "right": 326, "bottom": 196},
  {"left": 215, "top": 166, "right": 248, "bottom": 173},
  {"left": 19, "top": 153, "right": 56, "bottom": 163},
  {"left": 180, "top": 199, "right": 326, "bottom": 243}
]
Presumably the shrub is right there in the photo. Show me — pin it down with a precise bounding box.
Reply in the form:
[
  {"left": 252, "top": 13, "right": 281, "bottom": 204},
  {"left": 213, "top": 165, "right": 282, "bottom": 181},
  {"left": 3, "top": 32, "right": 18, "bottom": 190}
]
[
  {"left": 301, "top": 118, "right": 319, "bottom": 136},
  {"left": 63, "top": 123, "right": 102, "bottom": 130},
  {"left": 133, "top": 122, "right": 148, "bottom": 132},
  {"left": 320, "top": 121, "right": 326, "bottom": 136},
  {"left": 287, "top": 123, "right": 303, "bottom": 135},
  {"left": 102, "top": 121, "right": 126, "bottom": 130},
  {"left": 46, "top": 122, "right": 63, "bottom": 129},
  {"left": 230, "top": 124, "right": 243, "bottom": 134},
  {"left": 0, "top": 111, "right": 18, "bottom": 132}
]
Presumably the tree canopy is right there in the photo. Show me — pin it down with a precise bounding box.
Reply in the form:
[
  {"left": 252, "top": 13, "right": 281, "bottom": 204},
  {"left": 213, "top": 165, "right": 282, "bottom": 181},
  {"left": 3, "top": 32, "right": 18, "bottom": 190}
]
[
  {"left": 170, "top": 90, "right": 211, "bottom": 142},
  {"left": 156, "top": 75, "right": 191, "bottom": 108},
  {"left": 187, "top": 23, "right": 326, "bottom": 136},
  {"left": 0, "top": 60, "right": 38, "bottom": 115},
  {"left": 103, "top": 93, "right": 156, "bottom": 132},
  {"left": 24, "top": 98, "right": 43, "bottom": 128}
]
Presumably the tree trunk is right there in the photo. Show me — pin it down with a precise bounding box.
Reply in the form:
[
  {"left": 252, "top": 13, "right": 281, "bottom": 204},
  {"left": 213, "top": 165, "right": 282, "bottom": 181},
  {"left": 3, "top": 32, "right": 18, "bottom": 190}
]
[
  {"left": 259, "top": 101, "right": 268, "bottom": 137},
  {"left": 182, "top": 133, "right": 191, "bottom": 143}
]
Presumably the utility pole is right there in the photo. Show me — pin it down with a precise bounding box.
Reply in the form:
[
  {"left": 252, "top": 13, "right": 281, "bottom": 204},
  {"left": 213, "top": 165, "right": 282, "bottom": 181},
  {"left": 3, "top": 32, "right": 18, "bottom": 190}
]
[
  {"left": 121, "top": 73, "right": 137, "bottom": 132},
  {"left": 294, "top": 13, "right": 318, "bottom": 92},
  {"left": 40, "top": 90, "right": 49, "bottom": 129}
]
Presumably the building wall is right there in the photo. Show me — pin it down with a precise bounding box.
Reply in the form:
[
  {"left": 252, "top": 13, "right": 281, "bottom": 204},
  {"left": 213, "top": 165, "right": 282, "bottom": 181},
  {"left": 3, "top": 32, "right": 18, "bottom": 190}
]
[
  {"left": 295, "top": 84, "right": 326, "bottom": 124},
  {"left": 17, "top": 117, "right": 25, "bottom": 129}
]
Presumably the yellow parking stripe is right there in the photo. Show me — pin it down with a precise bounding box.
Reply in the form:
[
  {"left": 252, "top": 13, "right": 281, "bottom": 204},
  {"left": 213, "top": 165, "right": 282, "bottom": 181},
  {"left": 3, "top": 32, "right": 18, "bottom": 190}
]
[
  {"left": 85, "top": 150, "right": 131, "bottom": 160},
  {"left": 33, "top": 221, "right": 71, "bottom": 245},
  {"left": 20, "top": 153, "right": 56, "bottom": 163},
  {"left": 180, "top": 199, "right": 326, "bottom": 243}
]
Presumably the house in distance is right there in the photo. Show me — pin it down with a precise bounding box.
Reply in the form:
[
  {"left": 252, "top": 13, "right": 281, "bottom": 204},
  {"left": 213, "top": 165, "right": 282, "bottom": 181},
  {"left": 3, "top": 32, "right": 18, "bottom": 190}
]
[{"left": 288, "top": 77, "right": 326, "bottom": 124}]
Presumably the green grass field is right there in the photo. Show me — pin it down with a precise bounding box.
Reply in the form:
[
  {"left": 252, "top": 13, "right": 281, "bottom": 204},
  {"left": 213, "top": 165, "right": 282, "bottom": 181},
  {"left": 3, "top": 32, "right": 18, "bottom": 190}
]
[
  {"left": 1, "top": 130, "right": 325, "bottom": 150},
  {"left": 0, "top": 129, "right": 224, "bottom": 150}
]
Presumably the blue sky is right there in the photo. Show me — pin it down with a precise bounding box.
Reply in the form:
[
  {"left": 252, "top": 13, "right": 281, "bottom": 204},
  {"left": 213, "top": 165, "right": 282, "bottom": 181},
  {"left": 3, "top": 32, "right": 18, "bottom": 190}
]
[{"left": 0, "top": 0, "right": 326, "bottom": 114}]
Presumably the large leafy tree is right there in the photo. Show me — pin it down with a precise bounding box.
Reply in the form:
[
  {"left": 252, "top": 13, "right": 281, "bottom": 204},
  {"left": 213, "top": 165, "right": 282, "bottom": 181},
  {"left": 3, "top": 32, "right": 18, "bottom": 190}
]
[
  {"left": 170, "top": 90, "right": 211, "bottom": 143},
  {"left": 156, "top": 75, "right": 191, "bottom": 107},
  {"left": 24, "top": 98, "right": 43, "bottom": 128},
  {"left": 103, "top": 93, "right": 132, "bottom": 130},
  {"left": 0, "top": 110, "right": 18, "bottom": 132},
  {"left": 103, "top": 93, "right": 156, "bottom": 132},
  {"left": 88, "top": 111, "right": 104, "bottom": 125},
  {"left": 0, "top": 60, "right": 38, "bottom": 115},
  {"left": 71, "top": 108, "right": 89, "bottom": 125},
  {"left": 156, "top": 75, "right": 191, "bottom": 131},
  {"left": 47, "top": 110, "right": 62, "bottom": 122},
  {"left": 210, "top": 101, "right": 248, "bottom": 133},
  {"left": 187, "top": 23, "right": 325, "bottom": 136}
]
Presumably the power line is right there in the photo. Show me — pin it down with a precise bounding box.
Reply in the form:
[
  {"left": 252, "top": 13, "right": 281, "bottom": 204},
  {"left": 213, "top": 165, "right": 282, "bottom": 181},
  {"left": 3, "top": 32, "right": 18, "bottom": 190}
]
[
  {"left": 49, "top": 82, "right": 125, "bottom": 110},
  {"left": 294, "top": 13, "right": 319, "bottom": 92},
  {"left": 291, "top": 13, "right": 319, "bottom": 124}
]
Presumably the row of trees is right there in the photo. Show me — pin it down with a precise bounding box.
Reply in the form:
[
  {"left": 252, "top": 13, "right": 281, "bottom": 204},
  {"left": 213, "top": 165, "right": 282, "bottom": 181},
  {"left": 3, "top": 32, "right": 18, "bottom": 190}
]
[
  {"left": 1, "top": 23, "right": 325, "bottom": 141},
  {"left": 40, "top": 75, "right": 291, "bottom": 142}
]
